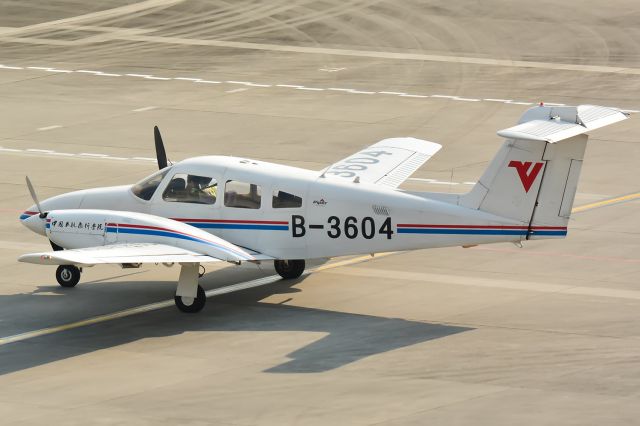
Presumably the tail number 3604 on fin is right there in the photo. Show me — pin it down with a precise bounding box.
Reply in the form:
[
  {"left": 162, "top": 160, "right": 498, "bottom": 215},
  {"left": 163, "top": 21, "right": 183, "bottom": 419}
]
[{"left": 292, "top": 215, "right": 393, "bottom": 239}]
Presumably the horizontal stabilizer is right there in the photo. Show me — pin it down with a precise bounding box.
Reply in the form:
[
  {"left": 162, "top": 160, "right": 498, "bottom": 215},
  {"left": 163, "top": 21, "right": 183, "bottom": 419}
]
[{"left": 497, "top": 105, "right": 628, "bottom": 143}]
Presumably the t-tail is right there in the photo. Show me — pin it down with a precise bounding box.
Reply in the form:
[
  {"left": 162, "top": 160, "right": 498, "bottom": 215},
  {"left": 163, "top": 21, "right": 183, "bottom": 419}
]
[{"left": 460, "top": 104, "right": 628, "bottom": 239}]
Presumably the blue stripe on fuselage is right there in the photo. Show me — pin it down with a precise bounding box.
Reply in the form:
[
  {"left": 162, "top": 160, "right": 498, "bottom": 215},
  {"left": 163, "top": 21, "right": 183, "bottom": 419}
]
[
  {"left": 184, "top": 223, "right": 289, "bottom": 231},
  {"left": 397, "top": 228, "right": 566, "bottom": 236}
]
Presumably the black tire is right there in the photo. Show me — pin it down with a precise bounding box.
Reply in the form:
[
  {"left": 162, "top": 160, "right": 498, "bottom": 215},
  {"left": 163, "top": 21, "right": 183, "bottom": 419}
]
[
  {"left": 56, "top": 265, "right": 81, "bottom": 288},
  {"left": 274, "top": 259, "right": 305, "bottom": 279},
  {"left": 174, "top": 285, "right": 206, "bottom": 313}
]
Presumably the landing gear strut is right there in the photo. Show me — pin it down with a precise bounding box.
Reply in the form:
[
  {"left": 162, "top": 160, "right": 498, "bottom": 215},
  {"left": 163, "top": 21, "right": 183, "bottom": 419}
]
[
  {"left": 274, "top": 259, "right": 305, "bottom": 279},
  {"left": 56, "top": 265, "right": 81, "bottom": 287},
  {"left": 174, "top": 263, "right": 206, "bottom": 313}
]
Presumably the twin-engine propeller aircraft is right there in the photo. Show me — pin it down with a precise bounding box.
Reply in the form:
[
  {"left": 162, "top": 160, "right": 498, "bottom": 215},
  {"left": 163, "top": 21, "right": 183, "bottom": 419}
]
[{"left": 19, "top": 104, "right": 628, "bottom": 312}]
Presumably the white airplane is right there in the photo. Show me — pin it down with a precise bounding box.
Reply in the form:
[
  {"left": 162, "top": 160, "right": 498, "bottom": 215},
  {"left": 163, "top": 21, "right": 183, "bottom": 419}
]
[{"left": 18, "top": 104, "right": 628, "bottom": 312}]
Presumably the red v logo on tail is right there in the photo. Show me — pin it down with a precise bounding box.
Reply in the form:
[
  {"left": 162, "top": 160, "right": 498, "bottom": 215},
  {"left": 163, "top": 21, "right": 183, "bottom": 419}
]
[{"left": 508, "top": 161, "right": 544, "bottom": 193}]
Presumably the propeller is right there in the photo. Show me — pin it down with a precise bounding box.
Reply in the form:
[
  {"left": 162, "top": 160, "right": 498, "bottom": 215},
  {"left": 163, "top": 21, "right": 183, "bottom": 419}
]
[
  {"left": 154, "top": 125, "right": 168, "bottom": 170},
  {"left": 25, "top": 176, "right": 46, "bottom": 218}
]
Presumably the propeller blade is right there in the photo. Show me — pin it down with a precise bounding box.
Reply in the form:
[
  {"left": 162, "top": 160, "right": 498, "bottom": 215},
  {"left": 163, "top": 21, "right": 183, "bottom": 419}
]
[
  {"left": 25, "top": 176, "right": 43, "bottom": 215},
  {"left": 154, "top": 125, "right": 168, "bottom": 170}
]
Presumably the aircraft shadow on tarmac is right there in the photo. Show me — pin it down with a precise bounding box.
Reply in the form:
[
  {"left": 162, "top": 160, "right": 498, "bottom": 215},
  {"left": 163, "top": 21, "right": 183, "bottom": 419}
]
[{"left": 0, "top": 270, "right": 472, "bottom": 375}]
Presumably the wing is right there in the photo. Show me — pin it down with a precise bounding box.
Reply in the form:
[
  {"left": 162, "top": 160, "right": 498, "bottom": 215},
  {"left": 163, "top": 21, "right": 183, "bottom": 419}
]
[
  {"left": 18, "top": 243, "right": 224, "bottom": 266},
  {"left": 322, "top": 137, "right": 442, "bottom": 188}
]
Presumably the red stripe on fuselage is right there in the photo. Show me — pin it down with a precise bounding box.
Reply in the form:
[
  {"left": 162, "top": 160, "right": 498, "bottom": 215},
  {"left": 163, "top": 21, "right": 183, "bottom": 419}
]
[
  {"left": 171, "top": 218, "right": 289, "bottom": 225},
  {"left": 397, "top": 224, "right": 567, "bottom": 230}
]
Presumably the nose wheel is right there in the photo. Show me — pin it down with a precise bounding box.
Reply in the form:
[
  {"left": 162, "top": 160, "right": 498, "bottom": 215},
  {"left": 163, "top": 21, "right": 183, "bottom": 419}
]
[{"left": 56, "top": 265, "right": 81, "bottom": 287}]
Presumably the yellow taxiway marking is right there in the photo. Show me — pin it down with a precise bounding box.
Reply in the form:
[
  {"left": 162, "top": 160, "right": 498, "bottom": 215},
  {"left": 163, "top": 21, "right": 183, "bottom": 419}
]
[
  {"left": 0, "top": 253, "right": 394, "bottom": 346},
  {"left": 572, "top": 192, "right": 640, "bottom": 213}
]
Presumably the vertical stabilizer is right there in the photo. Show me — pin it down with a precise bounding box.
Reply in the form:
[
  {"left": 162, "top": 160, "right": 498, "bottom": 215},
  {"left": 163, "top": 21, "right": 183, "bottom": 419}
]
[{"left": 460, "top": 105, "right": 628, "bottom": 239}]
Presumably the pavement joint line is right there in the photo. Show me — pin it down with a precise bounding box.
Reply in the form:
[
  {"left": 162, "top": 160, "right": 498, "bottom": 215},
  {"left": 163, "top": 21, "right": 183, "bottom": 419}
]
[{"left": 0, "top": 253, "right": 393, "bottom": 346}]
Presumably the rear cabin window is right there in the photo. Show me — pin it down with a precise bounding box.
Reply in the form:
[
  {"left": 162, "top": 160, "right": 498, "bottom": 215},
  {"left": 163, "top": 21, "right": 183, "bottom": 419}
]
[
  {"left": 162, "top": 173, "right": 218, "bottom": 205},
  {"left": 224, "top": 180, "right": 261, "bottom": 209},
  {"left": 272, "top": 190, "right": 302, "bottom": 208},
  {"left": 131, "top": 169, "right": 170, "bottom": 201}
]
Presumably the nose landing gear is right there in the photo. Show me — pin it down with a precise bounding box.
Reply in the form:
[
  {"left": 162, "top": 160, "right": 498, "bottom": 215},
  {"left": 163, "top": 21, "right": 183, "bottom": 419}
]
[{"left": 55, "top": 265, "right": 81, "bottom": 287}]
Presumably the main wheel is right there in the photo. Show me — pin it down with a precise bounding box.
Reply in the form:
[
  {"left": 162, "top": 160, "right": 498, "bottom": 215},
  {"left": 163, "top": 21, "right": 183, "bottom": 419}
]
[
  {"left": 56, "top": 265, "right": 81, "bottom": 288},
  {"left": 174, "top": 285, "right": 206, "bottom": 313},
  {"left": 274, "top": 259, "right": 305, "bottom": 279}
]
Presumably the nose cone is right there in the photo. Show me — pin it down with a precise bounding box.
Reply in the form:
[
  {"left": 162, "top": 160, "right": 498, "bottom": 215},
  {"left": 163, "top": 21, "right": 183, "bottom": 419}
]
[
  {"left": 21, "top": 211, "right": 47, "bottom": 236},
  {"left": 19, "top": 207, "right": 39, "bottom": 221}
]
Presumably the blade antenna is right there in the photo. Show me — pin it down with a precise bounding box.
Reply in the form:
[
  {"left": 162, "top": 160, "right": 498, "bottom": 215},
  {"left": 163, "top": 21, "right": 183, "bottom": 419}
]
[
  {"left": 25, "top": 176, "right": 44, "bottom": 216},
  {"left": 154, "top": 125, "right": 168, "bottom": 170}
]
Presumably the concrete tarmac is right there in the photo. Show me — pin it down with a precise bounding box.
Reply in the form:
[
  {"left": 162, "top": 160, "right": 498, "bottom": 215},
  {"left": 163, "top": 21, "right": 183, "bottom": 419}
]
[{"left": 0, "top": 1, "right": 639, "bottom": 424}]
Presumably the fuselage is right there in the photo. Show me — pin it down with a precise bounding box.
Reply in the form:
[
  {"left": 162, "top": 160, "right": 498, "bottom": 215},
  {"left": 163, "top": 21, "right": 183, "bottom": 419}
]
[{"left": 21, "top": 155, "right": 534, "bottom": 259}]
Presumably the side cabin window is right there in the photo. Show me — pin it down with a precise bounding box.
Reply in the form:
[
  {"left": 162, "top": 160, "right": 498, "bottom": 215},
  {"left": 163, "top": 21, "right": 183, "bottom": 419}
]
[
  {"left": 132, "top": 168, "right": 170, "bottom": 201},
  {"left": 224, "top": 180, "right": 261, "bottom": 209},
  {"left": 163, "top": 173, "right": 218, "bottom": 205},
  {"left": 272, "top": 190, "right": 302, "bottom": 208}
]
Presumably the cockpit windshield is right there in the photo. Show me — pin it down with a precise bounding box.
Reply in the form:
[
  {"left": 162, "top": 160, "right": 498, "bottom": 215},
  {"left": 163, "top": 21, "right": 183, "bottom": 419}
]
[{"left": 131, "top": 168, "right": 170, "bottom": 201}]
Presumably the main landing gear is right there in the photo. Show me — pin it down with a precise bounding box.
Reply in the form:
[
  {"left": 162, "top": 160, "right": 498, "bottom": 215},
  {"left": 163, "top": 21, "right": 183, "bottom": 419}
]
[
  {"left": 274, "top": 259, "right": 305, "bottom": 279},
  {"left": 56, "top": 265, "right": 81, "bottom": 287},
  {"left": 174, "top": 263, "right": 206, "bottom": 313}
]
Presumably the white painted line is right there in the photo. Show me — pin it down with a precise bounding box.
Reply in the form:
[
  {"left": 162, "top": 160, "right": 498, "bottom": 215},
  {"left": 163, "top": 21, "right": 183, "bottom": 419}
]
[
  {"left": 245, "top": 83, "right": 271, "bottom": 87},
  {"left": 174, "top": 77, "right": 202, "bottom": 81},
  {"left": 621, "top": 109, "right": 640, "bottom": 113},
  {"left": 96, "top": 73, "right": 121, "bottom": 77},
  {"left": 195, "top": 80, "right": 220, "bottom": 84},
  {"left": 399, "top": 94, "right": 429, "bottom": 98},
  {"left": 430, "top": 95, "right": 456, "bottom": 99},
  {"left": 0, "top": 147, "right": 22, "bottom": 152},
  {"left": 27, "top": 66, "right": 50, "bottom": 70},
  {"left": 295, "top": 87, "right": 324, "bottom": 91},
  {"left": 378, "top": 91, "right": 407, "bottom": 95},
  {"left": 542, "top": 102, "right": 566, "bottom": 106},
  {"left": 126, "top": 73, "right": 151, "bottom": 77},
  {"left": 0, "top": 65, "right": 23, "bottom": 70},
  {"left": 506, "top": 101, "right": 534, "bottom": 105},
  {"left": 453, "top": 97, "right": 481, "bottom": 102},
  {"left": 132, "top": 157, "right": 157, "bottom": 161},
  {"left": 226, "top": 88, "right": 249, "bottom": 93},
  {"left": 463, "top": 181, "right": 476, "bottom": 185},
  {"left": 132, "top": 106, "right": 157, "bottom": 112},
  {"left": 45, "top": 69, "right": 72, "bottom": 73},
  {"left": 276, "top": 84, "right": 304, "bottom": 88},
  {"left": 144, "top": 76, "right": 171, "bottom": 80},
  {"left": 36, "top": 125, "right": 62, "bottom": 131},
  {"left": 226, "top": 80, "right": 252, "bottom": 85},
  {"left": 48, "top": 152, "right": 75, "bottom": 157},
  {"left": 106, "top": 157, "right": 129, "bottom": 161},
  {"left": 327, "top": 88, "right": 354, "bottom": 91},
  {"left": 75, "top": 70, "right": 101, "bottom": 74},
  {"left": 483, "top": 98, "right": 512, "bottom": 102},
  {"left": 348, "top": 90, "right": 375, "bottom": 94},
  {"left": 26, "top": 148, "right": 55, "bottom": 153},
  {"left": 79, "top": 153, "right": 109, "bottom": 157}
]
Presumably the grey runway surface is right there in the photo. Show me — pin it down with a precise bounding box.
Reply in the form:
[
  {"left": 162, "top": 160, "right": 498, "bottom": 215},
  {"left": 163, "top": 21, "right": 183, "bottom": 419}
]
[{"left": 1, "top": 1, "right": 639, "bottom": 424}]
